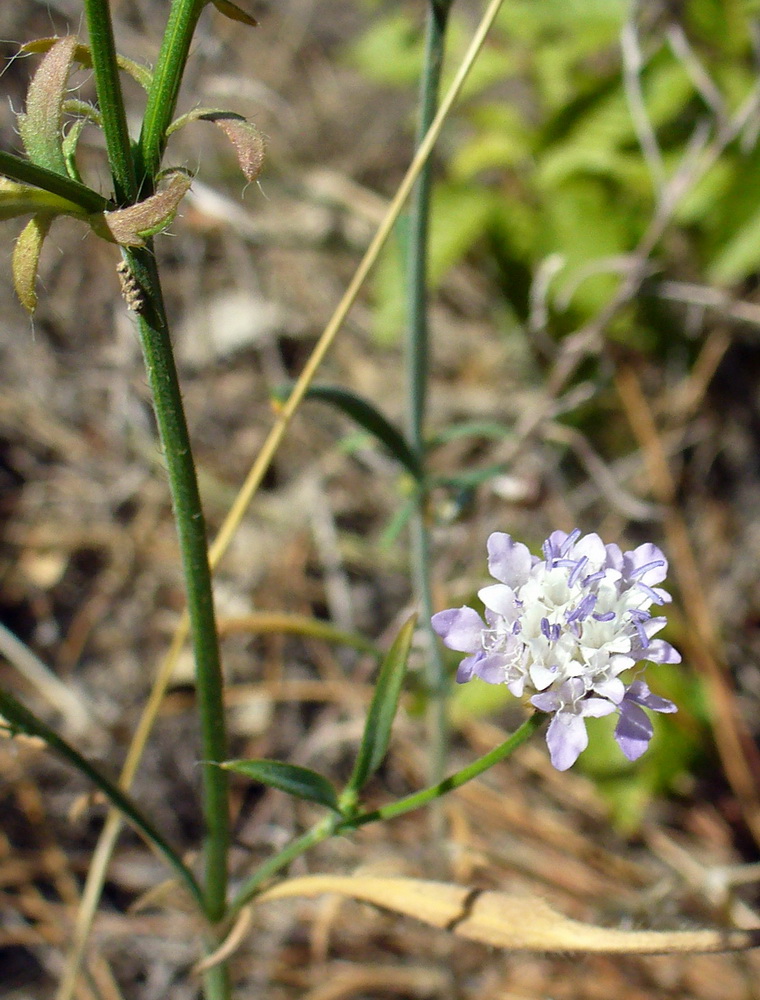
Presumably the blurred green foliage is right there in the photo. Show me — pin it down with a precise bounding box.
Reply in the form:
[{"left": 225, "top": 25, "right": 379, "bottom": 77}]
[{"left": 348, "top": 0, "right": 760, "bottom": 343}]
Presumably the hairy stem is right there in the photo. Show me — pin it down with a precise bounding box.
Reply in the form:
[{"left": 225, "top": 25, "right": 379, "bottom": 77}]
[
  {"left": 137, "top": 0, "right": 206, "bottom": 186},
  {"left": 0, "top": 151, "right": 108, "bottom": 212},
  {"left": 82, "top": 0, "right": 137, "bottom": 203},
  {"left": 125, "top": 245, "right": 229, "bottom": 926}
]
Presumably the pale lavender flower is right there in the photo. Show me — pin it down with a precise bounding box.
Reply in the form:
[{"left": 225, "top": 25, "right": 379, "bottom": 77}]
[{"left": 432, "top": 530, "right": 679, "bottom": 771}]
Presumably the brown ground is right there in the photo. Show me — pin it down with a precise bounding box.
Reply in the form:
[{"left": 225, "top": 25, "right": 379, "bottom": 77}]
[{"left": 1, "top": 1, "right": 760, "bottom": 998}]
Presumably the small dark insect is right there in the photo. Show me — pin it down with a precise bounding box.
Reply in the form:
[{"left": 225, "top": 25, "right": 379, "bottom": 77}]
[{"left": 116, "top": 259, "right": 146, "bottom": 314}]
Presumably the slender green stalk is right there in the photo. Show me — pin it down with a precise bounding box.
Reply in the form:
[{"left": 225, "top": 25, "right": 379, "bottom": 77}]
[
  {"left": 202, "top": 956, "right": 231, "bottom": 1000},
  {"left": 0, "top": 685, "right": 204, "bottom": 910},
  {"left": 228, "top": 814, "right": 340, "bottom": 918},
  {"left": 82, "top": 0, "right": 137, "bottom": 203},
  {"left": 137, "top": 0, "right": 206, "bottom": 186},
  {"left": 406, "top": 0, "right": 453, "bottom": 451},
  {"left": 228, "top": 714, "right": 543, "bottom": 916},
  {"left": 124, "top": 245, "right": 229, "bottom": 927},
  {"left": 0, "top": 150, "right": 108, "bottom": 212},
  {"left": 405, "top": 0, "right": 455, "bottom": 785},
  {"left": 345, "top": 714, "right": 543, "bottom": 827}
]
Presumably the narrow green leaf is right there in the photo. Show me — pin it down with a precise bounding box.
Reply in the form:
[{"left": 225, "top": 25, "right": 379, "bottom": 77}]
[
  {"left": 0, "top": 686, "right": 204, "bottom": 909},
  {"left": 431, "top": 463, "right": 509, "bottom": 488},
  {"left": 343, "top": 613, "right": 417, "bottom": 800},
  {"left": 211, "top": 0, "right": 259, "bottom": 27},
  {"left": 274, "top": 384, "right": 423, "bottom": 482},
  {"left": 221, "top": 759, "right": 341, "bottom": 812},
  {"left": 17, "top": 36, "right": 78, "bottom": 176}
]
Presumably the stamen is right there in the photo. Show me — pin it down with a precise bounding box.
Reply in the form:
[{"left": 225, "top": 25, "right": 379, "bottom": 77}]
[
  {"left": 540, "top": 617, "right": 551, "bottom": 640},
  {"left": 630, "top": 559, "right": 665, "bottom": 580},
  {"left": 583, "top": 570, "right": 605, "bottom": 586},
  {"left": 628, "top": 608, "right": 650, "bottom": 623},
  {"left": 566, "top": 594, "right": 597, "bottom": 623},
  {"left": 560, "top": 529, "right": 581, "bottom": 556},
  {"left": 635, "top": 583, "right": 665, "bottom": 605},
  {"left": 633, "top": 621, "right": 649, "bottom": 648},
  {"left": 592, "top": 611, "right": 615, "bottom": 622},
  {"left": 568, "top": 556, "right": 588, "bottom": 587}
]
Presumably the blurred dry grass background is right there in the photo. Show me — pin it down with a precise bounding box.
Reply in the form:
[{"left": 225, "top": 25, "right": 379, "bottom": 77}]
[{"left": 1, "top": 1, "right": 760, "bottom": 997}]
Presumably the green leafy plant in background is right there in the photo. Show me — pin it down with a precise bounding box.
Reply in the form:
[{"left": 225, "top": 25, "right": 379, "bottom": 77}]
[
  {"left": 351, "top": 0, "right": 760, "bottom": 339},
  {"left": 1, "top": 0, "right": 759, "bottom": 996}
]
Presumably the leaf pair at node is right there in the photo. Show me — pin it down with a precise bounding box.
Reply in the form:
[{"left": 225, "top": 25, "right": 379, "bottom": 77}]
[{"left": 3, "top": 30, "right": 265, "bottom": 312}]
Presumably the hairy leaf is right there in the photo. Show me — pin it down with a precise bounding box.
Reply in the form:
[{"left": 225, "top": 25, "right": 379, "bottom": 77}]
[
  {"left": 102, "top": 170, "right": 192, "bottom": 245},
  {"left": 18, "top": 36, "right": 78, "bottom": 176},
  {"left": 13, "top": 214, "right": 53, "bottom": 313},
  {"left": 22, "top": 37, "right": 152, "bottom": 90},
  {"left": 0, "top": 178, "right": 86, "bottom": 221},
  {"left": 168, "top": 109, "right": 265, "bottom": 184}
]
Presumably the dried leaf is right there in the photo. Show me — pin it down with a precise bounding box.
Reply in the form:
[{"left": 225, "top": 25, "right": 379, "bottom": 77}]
[
  {"left": 18, "top": 36, "right": 78, "bottom": 176},
  {"left": 13, "top": 214, "right": 53, "bottom": 313},
  {"left": 22, "top": 37, "right": 152, "bottom": 90},
  {"left": 257, "top": 875, "right": 760, "bottom": 955},
  {"left": 102, "top": 170, "right": 192, "bottom": 246},
  {"left": 211, "top": 0, "right": 258, "bottom": 27}
]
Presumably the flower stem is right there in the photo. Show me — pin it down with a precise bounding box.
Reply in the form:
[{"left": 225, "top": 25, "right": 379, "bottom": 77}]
[
  {"left": 82, "top": 0, "right": 137, "bottom": 204},
  {"left": 227, "top": 814, "right": 340, "bottom": 919},
  {"left": 345, "top": 713, "right": 543, "bottom": 827},
  {"left": 227, "top": 715, "right": 543, "bottom": 917},
  {"left": 125, "top": 245, "right": 229, "bottom": 926},
  {"left": 405, "top": 0, "right": 454, "bottom": 785}
]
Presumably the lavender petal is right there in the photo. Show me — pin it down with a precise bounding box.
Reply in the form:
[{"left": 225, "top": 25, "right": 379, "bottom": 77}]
[{"left": 431, "top": 606, "right": 484, "bottom": 652}]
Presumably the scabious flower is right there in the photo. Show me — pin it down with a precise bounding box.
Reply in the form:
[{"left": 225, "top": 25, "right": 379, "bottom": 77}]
[{"left": 432, "top": 530, "right": 679, "bottom": 771}]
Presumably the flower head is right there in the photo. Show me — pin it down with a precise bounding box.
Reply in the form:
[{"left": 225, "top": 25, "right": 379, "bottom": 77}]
[{"left": 432, "top": 530, "right": 679, "bottom": 770}]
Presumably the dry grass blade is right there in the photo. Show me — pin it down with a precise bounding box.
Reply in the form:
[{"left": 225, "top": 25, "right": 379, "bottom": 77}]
[{"left": 257, "top": 875, "right": 760, "bottom": 954}]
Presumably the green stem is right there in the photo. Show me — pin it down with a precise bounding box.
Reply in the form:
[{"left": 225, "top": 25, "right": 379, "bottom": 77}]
[
  {"left": 406, "top": 0, "right": 452, "bottom": 453},
  {"left": 125, "top": 245, "right": 229, "bottom": 925},
  {"left": 0, "top": 151, "right": 108, "bottom": 212},
  {"left": 82, "top": 0, "right": 137, "bottom": 203},
  {"left": 137, "top": 0, "right": 206, "bottom": 186},
  {"left": 227, "top": 714, "right": 543, "bottom": 917},
  {"left": 0, "top": 685, "right": 204, "bottom": 910},
  {"left": 228, "top": 814, "right": 339, "bottom": 919},
  {"left": 202, "top": 955, "right": 231, "bottom": 1000},
  {"left": 405, "top": 0, "right": 454, "bottom": 785},
  {"left": 346, "top": 713, "right": 543, "bottom": 827}
]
